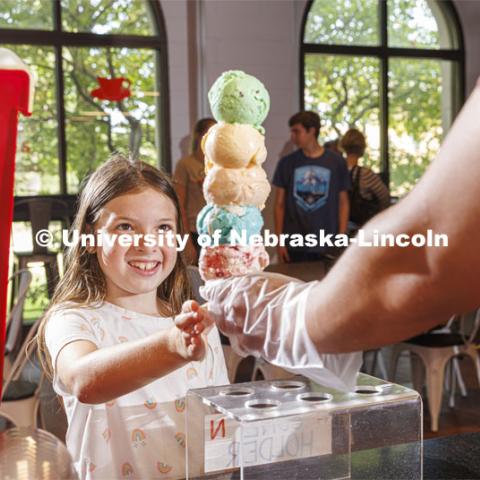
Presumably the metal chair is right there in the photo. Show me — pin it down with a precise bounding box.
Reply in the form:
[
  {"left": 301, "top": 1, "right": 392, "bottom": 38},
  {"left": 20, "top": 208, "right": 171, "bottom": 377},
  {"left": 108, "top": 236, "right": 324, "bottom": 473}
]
[
  {"left": 390, "top": 310, "right": 480, "bottom": 432},
  {"left": 362, "top": 348, "right": 388, "bottom": 379},
  {"left": 0, "top": 315, "right": 45, "bottom": 429},
  {"left": 12, "top": 198, "right": 70, "bottom": 298},
  {"left": 4, "top": 269, "right": 32, "bottom": 379}
]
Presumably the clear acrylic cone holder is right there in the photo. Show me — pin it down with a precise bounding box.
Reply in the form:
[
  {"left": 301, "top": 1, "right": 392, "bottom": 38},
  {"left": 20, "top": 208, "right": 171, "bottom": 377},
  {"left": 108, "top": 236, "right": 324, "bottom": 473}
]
[{"left": 186, "top": 373, "right": 422, "bottom": 479}]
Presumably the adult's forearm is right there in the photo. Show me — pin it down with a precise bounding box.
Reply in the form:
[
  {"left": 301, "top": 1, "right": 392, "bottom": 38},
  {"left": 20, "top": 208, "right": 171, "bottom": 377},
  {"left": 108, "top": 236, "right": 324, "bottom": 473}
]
[
  {"left": 305, "top": 193, "right": 462, "bottom": 353},
  {"left": 307, "top": 84, "right": 480, "bottom": 353},
  {"left": 72, "top": 330, "right": 186, "bottom": 404}
]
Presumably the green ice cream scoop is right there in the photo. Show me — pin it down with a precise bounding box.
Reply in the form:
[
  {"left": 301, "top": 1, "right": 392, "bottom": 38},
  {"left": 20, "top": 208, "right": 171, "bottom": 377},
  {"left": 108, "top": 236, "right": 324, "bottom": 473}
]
[{"left": 208, "top": 70, "right": 270, "bottom": 133}]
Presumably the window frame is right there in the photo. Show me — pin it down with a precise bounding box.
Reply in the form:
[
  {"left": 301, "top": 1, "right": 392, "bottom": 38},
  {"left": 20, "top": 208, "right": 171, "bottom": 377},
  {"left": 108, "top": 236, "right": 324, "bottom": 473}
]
[
  {"left": 0, "top": 0, "right": 170, "bottom": 216},
  {"left": 300, "top": 0, "right": 465, "bottom": 187}
]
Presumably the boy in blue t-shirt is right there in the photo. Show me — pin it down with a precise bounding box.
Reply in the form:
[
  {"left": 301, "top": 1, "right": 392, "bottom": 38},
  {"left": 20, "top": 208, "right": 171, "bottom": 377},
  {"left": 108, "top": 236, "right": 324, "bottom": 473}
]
[{"left": 273, "top": 111, "right": 350, "bottom": 263}]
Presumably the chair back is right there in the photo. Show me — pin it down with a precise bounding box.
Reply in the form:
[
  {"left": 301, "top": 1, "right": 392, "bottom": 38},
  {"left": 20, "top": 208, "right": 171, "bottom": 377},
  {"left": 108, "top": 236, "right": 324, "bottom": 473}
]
[
  {"left": 2, "top": 314, "right": 43, "bottom": 402},
  {"left": 5, "top": 269, "right": 32, "bottom": 357},
  {"left": 460, "top": 308, "right": 480, "bottom": 344},
  {"left": 14, "top": 198, "right": 70, "bottom": 254}
]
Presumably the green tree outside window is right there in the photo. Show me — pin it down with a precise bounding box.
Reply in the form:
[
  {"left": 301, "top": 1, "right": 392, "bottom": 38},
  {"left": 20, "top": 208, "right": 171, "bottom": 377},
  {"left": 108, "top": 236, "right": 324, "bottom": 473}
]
[{"left": 303, "top": 0, "right": 463, "bottom": 197}]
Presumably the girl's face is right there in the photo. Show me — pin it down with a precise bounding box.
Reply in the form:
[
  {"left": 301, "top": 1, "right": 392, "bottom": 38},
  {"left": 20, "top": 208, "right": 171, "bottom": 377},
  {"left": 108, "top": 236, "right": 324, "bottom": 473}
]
[{"left": 92, "top": 187, "right": 178, "bottom": 302}]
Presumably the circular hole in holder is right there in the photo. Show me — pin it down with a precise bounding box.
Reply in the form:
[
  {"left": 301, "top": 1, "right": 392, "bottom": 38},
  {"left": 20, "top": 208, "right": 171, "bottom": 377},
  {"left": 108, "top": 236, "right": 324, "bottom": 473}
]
[
  {"left": 219, "top": 387, "right": 254, "bottom": 397},
  {"left": 245, "top": 399, "right": 280, "bottom": 410},
  {"left": 379, "top": 383, "right": 394, "bottom": 391},
  {"left": 297, "top": 392, "right": 332, "bottom": 404},
  {"left": 271, "top": 380, "right": 306, "bottom": 391},
  {"left": 354, "top": 385, "right": 382, "bottom": 396}
]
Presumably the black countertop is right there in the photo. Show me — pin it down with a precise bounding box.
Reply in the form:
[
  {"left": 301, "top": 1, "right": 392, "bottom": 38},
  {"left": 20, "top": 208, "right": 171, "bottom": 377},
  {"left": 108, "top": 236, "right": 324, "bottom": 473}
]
[
  {"left": 423, "top": 432, "right": 480, "bottom": 479},
  {"left": 202, "top": 432, "right": 480, "bottom": 479},
  {"left": 347, "top": 432, "right": 480, "bottom": 479}
]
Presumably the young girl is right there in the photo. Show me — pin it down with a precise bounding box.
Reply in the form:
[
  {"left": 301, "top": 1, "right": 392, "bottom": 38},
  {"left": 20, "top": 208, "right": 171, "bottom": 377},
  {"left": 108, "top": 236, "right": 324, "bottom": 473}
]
[{"left": 36, "top": 155, "right": 229, "bottom": 479}]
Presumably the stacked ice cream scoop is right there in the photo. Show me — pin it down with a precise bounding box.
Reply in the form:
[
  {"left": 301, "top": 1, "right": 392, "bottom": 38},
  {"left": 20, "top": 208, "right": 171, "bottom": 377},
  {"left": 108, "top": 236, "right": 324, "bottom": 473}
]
[{"left": 197, "top": 70, "right": 271, "bottom": 281}]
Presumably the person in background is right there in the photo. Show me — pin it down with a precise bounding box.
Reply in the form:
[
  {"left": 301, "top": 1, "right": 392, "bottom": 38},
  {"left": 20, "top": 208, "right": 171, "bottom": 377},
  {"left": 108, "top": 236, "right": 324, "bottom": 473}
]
[
  {"left": 340, "top": 128, "right": 390, "bottom": 229},
  {"left": 324, "top": 138, "right": 343, "bottom": 156},
  {"left": 173, "top": 118, "right": 216, "bottom": 263},
  {"left": 273, "top": 111, "right": 350, "bottom": 263}
]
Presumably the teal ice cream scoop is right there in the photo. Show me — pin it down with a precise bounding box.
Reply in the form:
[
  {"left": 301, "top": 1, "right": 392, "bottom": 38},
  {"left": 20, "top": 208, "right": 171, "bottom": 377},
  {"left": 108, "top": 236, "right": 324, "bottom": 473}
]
[
  {"left": 196, "top": 205, "right": 263, "bottom": 245},
  {"left": 208, "top": 70, "right": 270, "bottom": 133}
]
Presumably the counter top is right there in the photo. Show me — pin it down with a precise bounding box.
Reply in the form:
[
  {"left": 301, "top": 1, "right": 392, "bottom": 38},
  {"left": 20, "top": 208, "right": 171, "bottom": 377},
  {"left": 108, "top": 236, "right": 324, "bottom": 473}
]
[
  {"left": 347, "top": 432, "right": 480, "bottom": 479},
  {"left": 423, "top": 432, "right": 480, "bottom": 479},
  {"left": 203, "top": 432, "right": 480, "bottom": 479}
]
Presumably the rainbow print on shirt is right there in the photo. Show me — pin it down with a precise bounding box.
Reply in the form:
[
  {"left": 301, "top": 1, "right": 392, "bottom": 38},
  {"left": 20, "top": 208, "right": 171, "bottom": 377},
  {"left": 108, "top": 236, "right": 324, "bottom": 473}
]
[
  {"left": 131, "top": 428, "right": 147, "bottom": 448},
  {"left": 102, "top": 428, "right": 111, "bottom": 443},
  {"left": 175, "top": 432, "right": 185, "bottom": 448},
  {"left": 156, "top": 462, "right": 173, "bottom": 474},
  {"left": 121, "top": 462, "right": 134, "bottom": 478},
  {"left": 144, "top": 398, "right": 157, "bottom": 410},
  {"left": 174, "top": 398, "right": 185, "bottom": 413}
]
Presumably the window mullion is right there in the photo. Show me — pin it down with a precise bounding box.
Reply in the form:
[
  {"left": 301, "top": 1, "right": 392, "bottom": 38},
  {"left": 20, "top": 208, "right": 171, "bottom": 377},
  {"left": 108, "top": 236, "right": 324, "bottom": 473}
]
[
  {"left": 53, "top": 0, "right": 67, "bottom": 194},
  {"left": 379, "top": 0, "right": 389, "bottom": 187}
]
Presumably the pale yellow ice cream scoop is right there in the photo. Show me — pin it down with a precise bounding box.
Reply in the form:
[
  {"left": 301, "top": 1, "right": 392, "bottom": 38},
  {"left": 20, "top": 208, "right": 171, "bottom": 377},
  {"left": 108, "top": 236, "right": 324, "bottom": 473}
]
[
  {"left": 203, "top": 165, "right": 271, "bottom": 210},
  {"left": 202, "top": 122, "right": 267, "bottom": 172}
]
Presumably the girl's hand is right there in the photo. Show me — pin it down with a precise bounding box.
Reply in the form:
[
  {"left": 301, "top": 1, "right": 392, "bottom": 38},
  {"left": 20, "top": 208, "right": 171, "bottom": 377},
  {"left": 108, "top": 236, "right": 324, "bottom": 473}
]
[{"left": 172, "top": 301, "right": 212, "bottom": 361}]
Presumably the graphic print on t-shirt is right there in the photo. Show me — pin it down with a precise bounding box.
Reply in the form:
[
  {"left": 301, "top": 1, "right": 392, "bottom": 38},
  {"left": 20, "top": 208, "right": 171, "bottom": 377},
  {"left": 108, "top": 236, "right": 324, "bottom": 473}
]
[{"left": 293, "top": 165, "right": 330, "bottom": 211}]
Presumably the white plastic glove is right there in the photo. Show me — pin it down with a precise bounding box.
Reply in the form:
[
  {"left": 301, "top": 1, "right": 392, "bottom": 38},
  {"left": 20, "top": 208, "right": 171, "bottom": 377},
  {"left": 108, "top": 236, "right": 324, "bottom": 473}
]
[{"left": 200, "top": 272, "right": 362, "bottom": 391}]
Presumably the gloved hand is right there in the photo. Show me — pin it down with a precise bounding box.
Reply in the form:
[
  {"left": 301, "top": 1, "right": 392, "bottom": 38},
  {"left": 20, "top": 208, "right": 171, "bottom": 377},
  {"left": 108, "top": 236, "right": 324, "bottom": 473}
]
[{"left": 200, "top": 272, "right": 362, "bottom": 391}]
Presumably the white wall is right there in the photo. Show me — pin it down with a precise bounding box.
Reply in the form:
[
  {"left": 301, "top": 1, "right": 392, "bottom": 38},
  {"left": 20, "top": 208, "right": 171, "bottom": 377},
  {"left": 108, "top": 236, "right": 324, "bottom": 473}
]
[
  {"left": 453, "top": 0, "right": 480, "bottom": 94},
  {"left": 159, "top": 0, "right": 191, "bottom": 167}
]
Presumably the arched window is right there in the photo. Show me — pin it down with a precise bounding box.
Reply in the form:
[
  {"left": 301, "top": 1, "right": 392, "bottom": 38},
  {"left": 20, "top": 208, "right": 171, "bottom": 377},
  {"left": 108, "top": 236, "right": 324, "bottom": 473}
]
[
  {"left": 0, "top": 0, "right": 170, "bottom": 198},
  {"left": 301, "top": 0, "right": 464, "bottom": 196}
]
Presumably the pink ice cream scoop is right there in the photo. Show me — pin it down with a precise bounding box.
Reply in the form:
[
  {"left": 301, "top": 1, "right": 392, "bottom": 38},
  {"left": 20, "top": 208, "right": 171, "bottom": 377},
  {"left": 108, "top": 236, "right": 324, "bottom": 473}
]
[{"left": 199, "top": 244, "right": 270, "bottom": 281}]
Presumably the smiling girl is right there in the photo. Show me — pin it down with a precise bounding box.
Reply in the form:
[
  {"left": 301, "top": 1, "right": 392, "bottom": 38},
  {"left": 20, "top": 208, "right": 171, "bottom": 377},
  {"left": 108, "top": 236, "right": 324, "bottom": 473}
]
[{"left": 36, "top": 155, "right": 228, "bottom": 479}]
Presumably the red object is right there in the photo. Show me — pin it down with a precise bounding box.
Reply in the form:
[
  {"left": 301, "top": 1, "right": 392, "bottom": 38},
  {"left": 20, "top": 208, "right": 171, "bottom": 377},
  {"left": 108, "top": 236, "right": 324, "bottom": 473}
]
[
  {"left": 90, "top": 76, "right": 131, "bottom": 101},
  {"left": 0, "top": 68, "right": 32, "bottom": 398}
]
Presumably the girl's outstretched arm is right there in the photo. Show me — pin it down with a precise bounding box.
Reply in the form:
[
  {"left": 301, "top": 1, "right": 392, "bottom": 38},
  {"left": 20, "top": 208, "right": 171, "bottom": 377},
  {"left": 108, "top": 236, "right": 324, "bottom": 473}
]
[{"left": 56, "top": 301, "right": 209, "bottom": 404}]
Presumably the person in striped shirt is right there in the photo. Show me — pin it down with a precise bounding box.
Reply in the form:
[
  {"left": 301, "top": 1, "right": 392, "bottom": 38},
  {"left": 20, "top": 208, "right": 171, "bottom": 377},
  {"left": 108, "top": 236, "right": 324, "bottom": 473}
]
[{"left": 340, "top": 128, "right": 390, "bottom": 227}]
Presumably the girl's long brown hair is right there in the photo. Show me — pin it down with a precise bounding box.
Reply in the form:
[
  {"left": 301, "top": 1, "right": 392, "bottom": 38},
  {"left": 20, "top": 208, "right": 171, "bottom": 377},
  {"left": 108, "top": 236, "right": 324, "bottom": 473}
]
[{"left": 36, "top": 154, "right": 191, "bottom": 378}]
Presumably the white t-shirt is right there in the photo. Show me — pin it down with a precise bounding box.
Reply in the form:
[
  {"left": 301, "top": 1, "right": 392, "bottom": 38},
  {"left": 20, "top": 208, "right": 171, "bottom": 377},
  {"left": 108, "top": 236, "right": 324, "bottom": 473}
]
[{"left": 45, "top": 301, "right": 229, "bottom": 480}]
